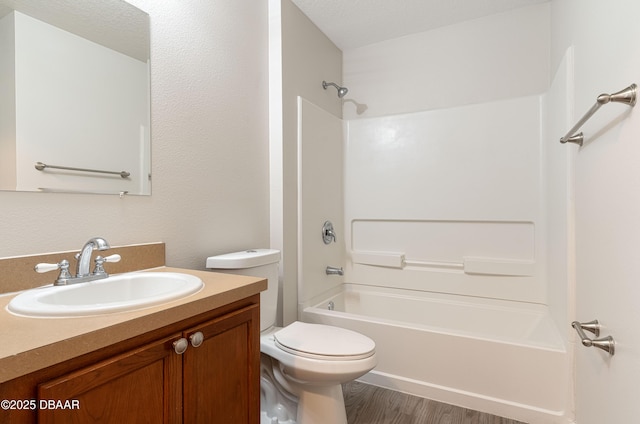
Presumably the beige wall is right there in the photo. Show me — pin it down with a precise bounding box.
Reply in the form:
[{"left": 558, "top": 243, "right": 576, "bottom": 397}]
[
  {"left": 0, "top": 1, "right": 270, "bottom": 279},
  {"left": 271, "top": 0, "right": 342, "bottom": 324}
]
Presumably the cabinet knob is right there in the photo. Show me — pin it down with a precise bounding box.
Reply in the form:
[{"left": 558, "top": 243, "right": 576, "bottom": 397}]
[
  {"left": 189, "top": 331, "right": 204, "bottom": 348},
  {"left": 173, "top": 338, "right": 189, "bottom": 355}
]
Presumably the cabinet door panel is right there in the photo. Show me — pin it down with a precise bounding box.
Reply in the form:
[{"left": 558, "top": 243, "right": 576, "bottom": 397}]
[
  {"left": 183, "top": 304, "right": 259, "bottom": 424},
  {"left": 38, "top": 334, "right": 182, "bottom": 424}
]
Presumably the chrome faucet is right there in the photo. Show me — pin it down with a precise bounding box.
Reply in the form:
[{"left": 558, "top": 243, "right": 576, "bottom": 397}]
[
  {"left": 326, "top": 266, "right": 344, "bottom": 276},
  {"left": 76, "top": 237, "right": 110, "bottom": 277},
  {"left": 35, "top": 237, "right": 121, "bottom": 286}
]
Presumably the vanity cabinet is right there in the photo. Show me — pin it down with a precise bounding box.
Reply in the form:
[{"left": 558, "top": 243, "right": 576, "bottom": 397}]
[
  {"left": 38, "top": 333, "right": 182, "bottom": 423},
  {"left": 0, "top": 298, "right": 260, "bottom": 424},
  {"left": 181, "top": 305, "right": 258, "bottom": 423}
]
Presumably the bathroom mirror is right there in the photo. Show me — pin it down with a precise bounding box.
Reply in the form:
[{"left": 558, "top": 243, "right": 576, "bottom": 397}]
[{"left": 0, "top": 0, "right": 151, "bottom": 195}]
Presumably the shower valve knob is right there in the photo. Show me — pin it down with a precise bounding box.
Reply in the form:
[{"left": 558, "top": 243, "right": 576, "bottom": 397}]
[{"left": 322, "top": 221, "right": 336, "bottom": 244}]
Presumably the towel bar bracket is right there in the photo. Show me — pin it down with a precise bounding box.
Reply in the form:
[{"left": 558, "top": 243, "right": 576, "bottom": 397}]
[
  {"left": 571, "top": 320, "right": 615, "bottom": 356},
  {"left": 560, "top": 133, "right": 584, "bottom": 146}
]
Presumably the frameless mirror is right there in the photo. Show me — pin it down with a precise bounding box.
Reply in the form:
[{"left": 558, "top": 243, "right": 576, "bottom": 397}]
[{"left": 0, "top": 0, "right": 151, "bottom": 195}]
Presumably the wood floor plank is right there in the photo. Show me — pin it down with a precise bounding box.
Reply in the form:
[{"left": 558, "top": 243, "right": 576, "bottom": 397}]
[{"left": 343, "top": 381, "right": 527, "bottom": 424}]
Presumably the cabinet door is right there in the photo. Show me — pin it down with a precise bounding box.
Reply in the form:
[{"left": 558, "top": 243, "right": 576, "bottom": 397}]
[
  {"left": 182, "top": 304, "right": 259, "bottom": 424},
  {"left": 38, "top": 334, "right": 183, "bottom": 424}
]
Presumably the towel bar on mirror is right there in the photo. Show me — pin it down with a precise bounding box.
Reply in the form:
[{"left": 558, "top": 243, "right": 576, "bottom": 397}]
[{"left": 35, "top": 162, "right": 130, "bottom": 178}]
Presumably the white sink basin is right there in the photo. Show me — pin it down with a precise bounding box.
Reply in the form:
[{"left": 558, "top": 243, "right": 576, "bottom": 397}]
[{"left": 7, "top": 272, "right": 204, "bottom": 318}]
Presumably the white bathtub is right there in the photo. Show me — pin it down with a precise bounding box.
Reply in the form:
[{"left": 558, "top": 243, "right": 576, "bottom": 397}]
[{"left": 301, "top": 284, "right": 570, "bottom": 424}]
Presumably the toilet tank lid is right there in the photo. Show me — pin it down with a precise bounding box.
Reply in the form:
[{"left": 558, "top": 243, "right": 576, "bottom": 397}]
[{"left": 206, "top": 249, "right": 281, "bottom": 269}]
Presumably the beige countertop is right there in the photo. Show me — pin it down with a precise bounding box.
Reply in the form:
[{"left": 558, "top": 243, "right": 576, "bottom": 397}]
[{"left": 0, "top": 267, "right": 266, "bottom": 383}]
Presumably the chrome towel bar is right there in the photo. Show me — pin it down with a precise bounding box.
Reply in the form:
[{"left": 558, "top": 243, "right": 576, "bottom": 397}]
[
  {"left": 35, "top": 162, "right": 130, "bottom": 178},
  {"left": 560, "top": 83, "right": 637, "bottom": 146}
]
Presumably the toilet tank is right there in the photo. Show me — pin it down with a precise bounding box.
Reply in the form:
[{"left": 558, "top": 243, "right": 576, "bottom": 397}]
[{"left": 205, "top": 249, "right": 280, "bottom": 332}]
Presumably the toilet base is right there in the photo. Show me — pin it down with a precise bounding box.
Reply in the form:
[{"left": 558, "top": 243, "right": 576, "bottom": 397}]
[
  {"left": 261, "top": 352, "right": 350, "bottom": 424},
  {"left": 297, "top": 384, "right": 347, "bottom": 424},
  {"left": 260, "top": 326, "right": 376, "bottom": 424}
]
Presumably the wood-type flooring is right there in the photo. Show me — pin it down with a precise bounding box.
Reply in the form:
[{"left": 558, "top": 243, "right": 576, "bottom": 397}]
[{"left": 343, "top": 381, "right": 527, "bottom": 424}]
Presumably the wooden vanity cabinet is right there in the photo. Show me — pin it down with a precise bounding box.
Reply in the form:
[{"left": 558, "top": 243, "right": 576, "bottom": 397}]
[
  {"left": 38, "top": 333, "right": 183, "bottom": 424},
  {"left": 182, "top": 304, "right": 259, "bottom": 423},
  {"left": 0, "top": 297, "right": 260, "bottom": 424}
]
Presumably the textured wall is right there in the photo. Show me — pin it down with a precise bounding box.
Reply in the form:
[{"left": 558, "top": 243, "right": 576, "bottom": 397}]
[{"left": 0, "top": 0, "right": 270, "bottom": 278}]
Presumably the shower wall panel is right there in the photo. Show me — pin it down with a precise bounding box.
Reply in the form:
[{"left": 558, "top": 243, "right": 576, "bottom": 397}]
[
  {"left": 345, "top": 95, "right": 544, "bottom": 303},
  {"left": 297, "top": 97, "right": 344, "bottom": 304}
]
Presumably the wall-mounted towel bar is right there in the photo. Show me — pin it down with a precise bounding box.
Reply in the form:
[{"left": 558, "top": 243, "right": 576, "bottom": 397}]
[
  {"left": 560, "top": 83, "right": 636, "bottom": 146},
  {"left": 35, "top": 162, "right": 130, "bottom": 178}
]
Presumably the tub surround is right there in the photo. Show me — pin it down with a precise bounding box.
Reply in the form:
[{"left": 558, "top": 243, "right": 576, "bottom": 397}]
[{"left": 0, "top": 266, "right": 266, "bottom": 383}]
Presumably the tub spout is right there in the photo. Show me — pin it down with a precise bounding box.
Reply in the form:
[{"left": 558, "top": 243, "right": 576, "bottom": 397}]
[{"left": 326, "top": 266, "right": 344, "bottom": 276}]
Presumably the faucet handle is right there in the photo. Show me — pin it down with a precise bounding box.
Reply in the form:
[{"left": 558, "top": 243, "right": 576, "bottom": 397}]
[
  {"left": 35, "top": 262, "right": 62, "bottom": 273},
  {"left": 103, "top": 254, "right": 121, "bottom": 263},
  {"left": 322, "top": 221, "right": 337, "bottom": 244},
  {"left": 35, "top": 260, "right": 72, "bottom": 284},
  {"left": 35, "top": 260, "right": 70, "bottom": 275},
  {"left": 93, "top": 254, "right": 121, "bottom": 275}
]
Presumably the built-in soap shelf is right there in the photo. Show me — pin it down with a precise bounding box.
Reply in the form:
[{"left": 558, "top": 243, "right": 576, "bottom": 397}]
[{"left": 351, "top": 251, "right": 534, "bottom": 277}]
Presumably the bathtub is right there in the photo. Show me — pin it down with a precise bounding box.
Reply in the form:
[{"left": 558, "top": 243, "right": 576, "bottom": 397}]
[{"left": 301, "top": 284, "right": 570, "bottom": 424}]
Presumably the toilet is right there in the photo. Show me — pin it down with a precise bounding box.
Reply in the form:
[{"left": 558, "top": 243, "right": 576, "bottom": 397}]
[{"left": 206, "top": 249, "right": 376, "bottom": 424}]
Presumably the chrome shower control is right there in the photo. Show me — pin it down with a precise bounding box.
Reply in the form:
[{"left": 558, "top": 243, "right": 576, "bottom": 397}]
[{"left": 322, "top": 221, "right": 336, "bottom": 244}]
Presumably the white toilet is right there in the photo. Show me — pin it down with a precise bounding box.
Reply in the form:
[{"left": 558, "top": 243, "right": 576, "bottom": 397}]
[{"left": 206, "top": 249, "right": 376, "bottom": 424}]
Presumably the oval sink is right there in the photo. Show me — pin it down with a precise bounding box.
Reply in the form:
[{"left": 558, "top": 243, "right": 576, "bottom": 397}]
[{"left": 7, "top": 272, "right": 204, "bottom": 318}]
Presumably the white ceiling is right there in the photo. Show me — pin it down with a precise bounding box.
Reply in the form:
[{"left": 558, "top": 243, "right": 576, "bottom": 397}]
[{"left": 290, "top": 0, "right": 549, "bottom": 50}]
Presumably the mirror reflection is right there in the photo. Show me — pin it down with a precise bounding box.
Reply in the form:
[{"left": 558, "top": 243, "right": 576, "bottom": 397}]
[{"left": 0, "top": 0, "right": 151, "bottom": 195}]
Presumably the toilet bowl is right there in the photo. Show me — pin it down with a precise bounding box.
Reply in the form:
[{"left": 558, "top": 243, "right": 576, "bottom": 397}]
[
  {"left": 261, "top": 322, "right": 376, "bottom": 423},
  {"left": 206, "top": 249, "right": 377, "bottom": 424}
]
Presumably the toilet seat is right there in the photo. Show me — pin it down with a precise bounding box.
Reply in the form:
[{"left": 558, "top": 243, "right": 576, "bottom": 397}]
[{"left": 274, "top": 321, "right": 375, "bottom": 361}]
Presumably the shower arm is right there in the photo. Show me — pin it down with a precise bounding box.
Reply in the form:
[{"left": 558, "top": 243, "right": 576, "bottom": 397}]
[
  {"left": 322, "top": 80, "right": 348, "bottom": 98},
  {"left": 323, "top": 81, "right": 340, "bottom": 91}
]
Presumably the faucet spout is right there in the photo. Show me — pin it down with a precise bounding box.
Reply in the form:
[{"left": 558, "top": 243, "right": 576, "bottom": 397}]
[
  {"left": 326, "top": 266, "right": 344, "bottom": 276},
  {"left": 76, "top": 237, "right": 110, "bottom": 277}
]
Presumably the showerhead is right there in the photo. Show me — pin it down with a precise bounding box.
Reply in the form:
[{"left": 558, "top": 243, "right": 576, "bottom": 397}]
[{"left": 322, "top": 81, "right": 348, "bottom": 98}]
